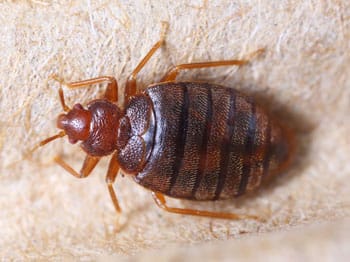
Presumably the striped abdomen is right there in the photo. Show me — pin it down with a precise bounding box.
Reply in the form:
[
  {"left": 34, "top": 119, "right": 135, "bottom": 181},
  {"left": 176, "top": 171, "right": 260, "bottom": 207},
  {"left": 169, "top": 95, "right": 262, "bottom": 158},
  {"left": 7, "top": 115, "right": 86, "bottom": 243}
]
[{"left": 134, "top": 82, "right": 292, "bottom": 201}]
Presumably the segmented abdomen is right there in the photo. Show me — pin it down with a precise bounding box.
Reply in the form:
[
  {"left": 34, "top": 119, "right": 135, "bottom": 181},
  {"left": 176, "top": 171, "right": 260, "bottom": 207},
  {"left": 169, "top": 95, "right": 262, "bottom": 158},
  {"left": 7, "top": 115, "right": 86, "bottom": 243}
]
[{"left": 134, "top": 82, "right": 291, "bottom": 200}]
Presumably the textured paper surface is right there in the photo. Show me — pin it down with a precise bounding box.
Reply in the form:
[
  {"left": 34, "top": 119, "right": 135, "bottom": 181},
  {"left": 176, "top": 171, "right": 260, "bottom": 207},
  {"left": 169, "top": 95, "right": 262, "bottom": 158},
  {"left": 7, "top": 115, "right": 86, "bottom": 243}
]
[{"left": 0, "top": 1, "right": 349, "bottom": 260}]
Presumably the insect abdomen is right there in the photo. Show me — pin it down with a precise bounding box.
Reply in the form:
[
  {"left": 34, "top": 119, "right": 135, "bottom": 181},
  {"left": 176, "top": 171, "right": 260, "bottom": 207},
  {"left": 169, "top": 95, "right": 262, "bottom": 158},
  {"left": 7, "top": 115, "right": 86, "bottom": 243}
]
[{"left": 134, "top": 82, "right": 291, "bottom": 201}]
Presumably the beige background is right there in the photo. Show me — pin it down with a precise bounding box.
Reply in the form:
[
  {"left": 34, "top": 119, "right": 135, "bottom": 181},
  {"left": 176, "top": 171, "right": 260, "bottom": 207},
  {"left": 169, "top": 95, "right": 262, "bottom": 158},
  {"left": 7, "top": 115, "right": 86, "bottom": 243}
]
[{"left": 0, "top": 0, "right": 349, "bottom": 260}]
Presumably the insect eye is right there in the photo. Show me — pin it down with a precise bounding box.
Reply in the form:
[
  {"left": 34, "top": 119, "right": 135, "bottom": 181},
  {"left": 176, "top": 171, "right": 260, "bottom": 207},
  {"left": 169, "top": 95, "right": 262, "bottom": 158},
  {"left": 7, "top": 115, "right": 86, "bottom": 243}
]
[
  {"left": 73, "top": 103, "right": 84, "bottom": 110},
  {"left": 68, "top": 137, "right": 78, "bottom": 144}
]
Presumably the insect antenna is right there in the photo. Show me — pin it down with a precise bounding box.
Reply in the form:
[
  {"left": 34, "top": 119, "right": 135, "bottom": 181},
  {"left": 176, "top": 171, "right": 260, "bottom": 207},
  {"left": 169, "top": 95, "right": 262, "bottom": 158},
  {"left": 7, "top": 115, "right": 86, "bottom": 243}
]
[
  {"left": 30, "top": 80, "right": 71, "bottom": 154},
  {"left": 30, "top": 131, "right": 66, "bottom": 153},
  {"left": 58, "top": 87, "right": 71, "bottom": 112}
]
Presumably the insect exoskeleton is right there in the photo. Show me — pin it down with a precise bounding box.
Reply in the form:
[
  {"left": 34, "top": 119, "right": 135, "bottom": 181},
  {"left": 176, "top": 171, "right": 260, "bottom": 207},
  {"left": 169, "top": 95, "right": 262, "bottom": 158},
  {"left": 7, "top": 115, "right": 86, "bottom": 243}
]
[{"left": 33, "top": 25, "right": 293, "bottom": 222}]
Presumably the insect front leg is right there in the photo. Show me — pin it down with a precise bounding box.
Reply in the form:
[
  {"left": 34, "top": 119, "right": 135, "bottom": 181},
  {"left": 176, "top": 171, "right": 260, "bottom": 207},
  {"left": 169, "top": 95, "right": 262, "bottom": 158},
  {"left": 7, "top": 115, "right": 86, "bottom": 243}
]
[
  {"left": 105, "top": 153, "right": 122, "bottom": 213},
  {"left": 161, "top": 48, "right": 265, "bottom": 82},
  {"left": 152, "top": 192, "right": 261, "bottom": 221},
  {"left": 54, "top": 154, "right": 100, "bottom": 178},
  {"left": 50, "top": 75, "right": 119, "bottom": 103}
]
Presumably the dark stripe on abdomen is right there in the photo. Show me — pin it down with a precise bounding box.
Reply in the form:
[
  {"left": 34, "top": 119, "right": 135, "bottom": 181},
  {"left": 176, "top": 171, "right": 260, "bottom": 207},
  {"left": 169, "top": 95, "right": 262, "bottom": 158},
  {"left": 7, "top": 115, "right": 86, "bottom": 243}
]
[
  {"left": 191, "top": 86, "right": 213, "bottom": 198},
  {"left": 262, "top": 118, "right": 271, "bottom": 179},
  {"left": 213, "top": 89, "right": 236, "bottom": 200},
  {"left": 194, "top": 86, "right": 232, "bottom": 200},
  {"left": 237, "top": 103, "right": 256, "bottom": 195},
  {"left": 169, "top": 84, "right": 209, "bottom": 198},
  {"left": 167, "top": 84, "right": 189, "bottom": 194}
]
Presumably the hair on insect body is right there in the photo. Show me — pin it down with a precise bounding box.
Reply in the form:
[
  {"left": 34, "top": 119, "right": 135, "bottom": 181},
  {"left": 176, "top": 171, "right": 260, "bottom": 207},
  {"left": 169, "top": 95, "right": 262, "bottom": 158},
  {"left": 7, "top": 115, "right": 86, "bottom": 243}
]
[{"left": 33, "top": 25, "right": 294, "bottom": 221}]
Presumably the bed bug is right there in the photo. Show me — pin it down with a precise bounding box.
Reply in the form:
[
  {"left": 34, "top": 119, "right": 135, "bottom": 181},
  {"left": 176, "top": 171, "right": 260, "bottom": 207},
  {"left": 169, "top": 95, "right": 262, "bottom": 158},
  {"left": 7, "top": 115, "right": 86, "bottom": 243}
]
[{"left": 33, "top": 28, "right": 294, "bottom": 221}]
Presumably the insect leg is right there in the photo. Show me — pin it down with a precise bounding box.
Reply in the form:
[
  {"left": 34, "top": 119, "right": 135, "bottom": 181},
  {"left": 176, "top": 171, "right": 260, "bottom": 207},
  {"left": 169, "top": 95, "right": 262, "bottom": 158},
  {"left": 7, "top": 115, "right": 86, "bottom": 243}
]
[
  {"left": 161, "top": 48, "right": 265, "bottom": 82},
  {"left": 152, "top": 192, "right": 261, "bottom": 221},
  {"left": 54, "top": 154, "right": 100, "bottom": 178},
  {"left": 50, "top": 75, "right": 118, "bottom": 102},
  {"left": 105, "top": 154, "right": 122, "bottom": 213},
  {"left": 124, "top": 22, "right": 168, "bottom": 103}
]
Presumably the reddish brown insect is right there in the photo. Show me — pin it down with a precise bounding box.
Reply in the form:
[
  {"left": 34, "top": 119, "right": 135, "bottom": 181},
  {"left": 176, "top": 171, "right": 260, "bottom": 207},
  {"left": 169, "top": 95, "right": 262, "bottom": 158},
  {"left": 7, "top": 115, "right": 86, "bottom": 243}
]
[{"left": 34, "top": 29, "right": 294, "bottom": 221}]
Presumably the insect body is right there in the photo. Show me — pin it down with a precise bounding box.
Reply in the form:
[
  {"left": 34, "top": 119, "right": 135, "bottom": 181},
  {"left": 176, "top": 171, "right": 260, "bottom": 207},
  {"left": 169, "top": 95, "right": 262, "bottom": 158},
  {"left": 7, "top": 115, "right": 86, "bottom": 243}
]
[
  {"left": 35, "top": 33, "right": 293, "bottom": 220},
  {"left": 132, "top": 82, "right": 290, "bottom": 201}
]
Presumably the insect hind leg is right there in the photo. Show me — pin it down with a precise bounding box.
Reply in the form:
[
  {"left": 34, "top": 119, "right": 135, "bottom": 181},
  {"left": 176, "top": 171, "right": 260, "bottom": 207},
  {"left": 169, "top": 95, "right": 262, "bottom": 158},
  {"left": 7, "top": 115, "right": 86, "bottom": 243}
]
[{"left": 152, "top": 192, "right": 261, "bottom": 221}]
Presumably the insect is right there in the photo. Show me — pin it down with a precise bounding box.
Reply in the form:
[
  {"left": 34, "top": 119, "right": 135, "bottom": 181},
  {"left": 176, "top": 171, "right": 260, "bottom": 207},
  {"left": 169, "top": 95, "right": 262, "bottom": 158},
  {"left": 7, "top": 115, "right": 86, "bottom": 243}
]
[{"left": 33, "top": 27, "right": 294, "bottom": 221}]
